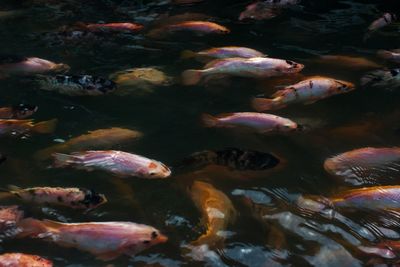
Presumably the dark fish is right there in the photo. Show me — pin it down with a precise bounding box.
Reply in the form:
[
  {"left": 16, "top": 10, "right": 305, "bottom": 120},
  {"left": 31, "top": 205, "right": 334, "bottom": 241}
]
[
  {"left": 37, "top": 75, "right": 116, "bottom": 96},
  {"left": 181, "top": 148, "right": 280, "bottom": 171},
  {"left": 361, "top": 68, "right": 400, "bottom": 90},
  {"left": 0, "top": 104, "right": 38, "bottom": 119}
]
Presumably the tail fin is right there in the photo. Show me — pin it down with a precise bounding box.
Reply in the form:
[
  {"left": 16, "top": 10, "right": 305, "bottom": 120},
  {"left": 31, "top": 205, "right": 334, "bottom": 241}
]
[
  {"left": 16, "top": 218, "right": 47, "bottom": 238},
  {"left": 52, "top": 153, "right": 80, "bottom": 168},
  {"left": 201, "top": 114, "right": 219, "bottom": 128},
  {"left": 182, "top": 70, "right": 203, "bottom": 85},
  {"left": 377, "top": 50, "right": 393, "bottom": 60},
  {"left": 251, "top": 98, "right": 284, "bottom": 111},
  {"left": 181, "top": 50, "right": 196, "bottom": 60},
  {"left": 32, "top": 119, "right": 57, "bottom": 134}
]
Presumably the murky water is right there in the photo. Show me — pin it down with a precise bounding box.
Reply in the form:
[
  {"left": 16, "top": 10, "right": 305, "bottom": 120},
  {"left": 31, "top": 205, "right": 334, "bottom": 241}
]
[{"left": 1, "top": 0, "right": 400, "bottom": 266}]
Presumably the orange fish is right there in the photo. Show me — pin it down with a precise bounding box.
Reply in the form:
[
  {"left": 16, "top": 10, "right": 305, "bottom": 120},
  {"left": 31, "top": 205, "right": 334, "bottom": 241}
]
[
  {"left": 148, "top": 21, "right": 229, "bottom": 39},
  {"left": 84, "top": 22, "right": 143, "bottom": 33},
  {"left": 0, "top": 253, "right": 52, "bottom": 267},
  {"left": 0, "top": 119, "right": 57, "bottom": 137}
]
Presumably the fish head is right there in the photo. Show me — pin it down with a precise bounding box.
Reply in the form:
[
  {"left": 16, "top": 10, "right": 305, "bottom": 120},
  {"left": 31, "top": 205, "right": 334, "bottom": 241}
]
[
  {"left": 334, "top": 80, "right": 355, "bottom": 94},
  {"left": 81, "top": 189, "right": 108, "bottom": 208},
  {"left": 216, "top": 26, "right": 230, "bottom": 34},
  {"left": 123, "top": 228, "right": 168, "bottom": 256},
  {"left": 239, "top": 2, "right": 272, "bottom": 21},
  {"left": 51, "top": 63, "right": 70, "bottom": 73},
  {"left": 142, "top": 161, "right": 172, "bottom": 179},
  {"left": 279, "top": 120, "right": 298, "bottom": 132},
  {"left": 279, "top": 60, "right": 304, "bottom": 74},
  {"left": 11, "top": 104, "right": 38, "bottom": 119}
]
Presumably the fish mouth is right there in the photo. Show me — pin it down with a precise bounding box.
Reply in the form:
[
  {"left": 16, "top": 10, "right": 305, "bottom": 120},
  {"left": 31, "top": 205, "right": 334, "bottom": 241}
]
[{"left": 157, "top": 233, "right": 168, "bottom": 243}]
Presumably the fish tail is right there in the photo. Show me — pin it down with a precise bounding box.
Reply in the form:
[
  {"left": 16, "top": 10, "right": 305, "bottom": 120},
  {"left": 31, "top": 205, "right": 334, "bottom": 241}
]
[
  {"left": 32, "top": 119, "right": 58, "bottom": 134},
  {"left": 52, "top": 153, "right": 82, "bottom": 168},
  {"left": 182, "top": 70, "right": 203, "bottom": 85},
  {"left": 251, "top": 97, "right": 284, "bottom": 111},
  {"left": 181, "top": 50, "right": 196, "bottom": 60},
  {"left": 16, "top": 218, "right": 48, "bottom": 238},
  {"left": 201, "top": 113, "right": 219, "bottom": 128},
  {"left": 377, "top": 50, "right": 392, "bottom": 60}
]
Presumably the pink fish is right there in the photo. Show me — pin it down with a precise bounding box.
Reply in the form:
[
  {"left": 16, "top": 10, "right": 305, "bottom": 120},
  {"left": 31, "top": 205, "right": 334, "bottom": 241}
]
[
  {"left": 0, "top": 56, "right": 69, "bottom": 78},
  {"left": 148, "top": 21, "right": 229, "bottom": 39},
  {"left": 0, "top": 253, "right": 52, "bottom": 267},
  {"left": 182, "top": 57, "right": 304, "bottom": 85},
  {"left": 52, "top": 150, "right": 171, "bottom": 178},
  {"left": 202, "top": 112, "right": 297, "bottom": 133},
  {"left": 18, "top": 218, "right": 167, "bottom": 261}
]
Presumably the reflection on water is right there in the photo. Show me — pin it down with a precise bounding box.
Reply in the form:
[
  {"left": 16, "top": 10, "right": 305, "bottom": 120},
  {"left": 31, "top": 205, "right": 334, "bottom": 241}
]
[{"left": 1, "top": 0, "right": 400, "bottom": 266}]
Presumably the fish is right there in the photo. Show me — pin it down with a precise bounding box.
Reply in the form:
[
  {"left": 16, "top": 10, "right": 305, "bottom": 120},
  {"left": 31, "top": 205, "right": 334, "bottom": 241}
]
[
  {"left": 0, "top": 206, "right": 24, "bottom": 241},
  {"left": 0, "top": 104, "right": 38, "bottom": 119},
  {"left": 377, "top": 49, "right": 400, "bottom": 64},
  {"left": 17, "top": 218, "right": 167, "bottom": 261},
  {"left": 359, "top": 241, "right": 400, "bottom": 260},
  {"left": 202, "top": 112, "right": 298, "bottom": 133},
  {"left": 110, "top": 68, "right": 173, "bottom": 94},
  {"left": 180, "top": 148, "right": 280, "bottom": 171},
  {"left": 0, "top": 119, "right": 57, "bottom": 137},
  {"left": 181, "top": 46, "right": 266, "bottom": 62},
  {"left": 239, "top": 0, "right": 300, "bottom": 21},
  {"left": 36, "top": 75, "right": 116, "bottom": 96},
  {"left": 361, "top": 68, "right": 400, "bottom": 90},
  {"left": 182, "top": 57, "right": 304, "bottom": 85},
  {"left": 4, "top": 186, "right": 107, "bottom": 210},
  {"left": 252, "top": 76, "right": 355, "bottom": 111},
  {"left": 0, "top": 253, "right": 53, "bottom": 267},
  {"left": 35, "top": 127, "right": 143, "bottom": 160},
  {"left": 314, "top": 55, "right": 381, "bottom": 70},
  {"left": 330, "top": 186, "right": 400, "bottom": 210},
  {"left": 324, "top": 147, "right": 400, "bottom": 185},
  {"left": 83, "top": 22, "right": 143, "bottom": 33},
  {"left": 0, "top": 56, "right": 69, "bottom": 78},
  {"left": 189, "top": 181, "right": 236, "bottom": 247},
  {"left": 367, "top": 13, "right": 397, "bottom": 33},
  {"left": 147, "top": 21, "right": 229, "bottom": 39},
  {"left": 52, "top": 150, "right": 171, "bottom": 178}
]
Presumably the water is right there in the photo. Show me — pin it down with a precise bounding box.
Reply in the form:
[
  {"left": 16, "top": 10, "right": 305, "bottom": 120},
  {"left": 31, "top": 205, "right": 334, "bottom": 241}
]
[{"left": 0, "top": 0, "right": 400, "bottom": 266}]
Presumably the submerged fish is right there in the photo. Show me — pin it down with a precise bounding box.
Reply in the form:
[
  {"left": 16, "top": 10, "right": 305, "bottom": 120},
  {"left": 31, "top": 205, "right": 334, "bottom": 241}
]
[
  {"left": 190, "top": 181, "right": 236, "bottom": 247},
  {"left": 0, "top": 119, "right": 57, "bottom": 137},
  {"left": 0, "top": 206, "right": 24, "bottom": 241},
  {"left": 0, "top": 55, "right": 69, "bottom": 78},
  {"left": 0, "top": 253, "right": 53, "bottom": 267},
  {"left": 0, "top": 104, "right": 38, "bottom": 119},
  {"left": 18, "top": 218, "right": 167, "bottom": 261},
  {"left": 330, "top": 186, "right": 400, "bottom": 210},
  {"left": 36, "top": 75, "right": 116, "bottom": 96},
  {"left": 5, "top": 186, "right": 107, "bottom": 210},
  {"left": 35, "top": 127, "right": 143, "bottom": 160},
  {"left": 361, "top": 68, "right": 400, "bottom": 89},
  {"left": 202, "top": 112, "right": 298, "bottom": 133},
  {"left": 148, "top": 21, "right": 229, "bottom": 38},
  {"left": 252, "top": 76, "right": 355, "bottom": 111},
  {"left": 110, "top": 68, "right": 172, "bottom": 94},
  {"left": 52, "top": 150, "right": 171, "bottom": 178},
  {"left": 239, "top": 0, "right": 300, "bottom": 21},
  {"left": 182, "top": 57, "right": 304, "bottom": 85},
  {"left": 367, "top": 13, "right": 397, "bottom": 33},
  {"left": 181, "top": 148, "right": 280, "bottom": 171},
  {"left": 324, "top": 147, "right": 400, "bottom": 185},
  {"left": 83, "top": 22, "right": 143, "bottom": 33},
  {"left": 315, "top": 55, "right": 381, "bottom": 70},
  {"left": 181, "top": 46, "right": 266, "bottom": 62},
  {"left": 377, "top": 49, "right": 400, "bottom": 64}
]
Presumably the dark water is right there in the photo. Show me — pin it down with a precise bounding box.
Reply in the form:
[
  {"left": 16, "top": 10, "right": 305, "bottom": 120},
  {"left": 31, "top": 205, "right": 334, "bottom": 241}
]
[{"left": 1, "top": 0, "right": 400, "bottom": 266}]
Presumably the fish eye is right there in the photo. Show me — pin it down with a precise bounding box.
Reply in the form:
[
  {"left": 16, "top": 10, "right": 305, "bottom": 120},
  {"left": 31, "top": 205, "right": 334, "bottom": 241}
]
[
  {"left": 151, "top": 231, "right": 158, "bottom": 239},
  {"left": 285, "top": 60, "right": 294, "bottom": 66}
]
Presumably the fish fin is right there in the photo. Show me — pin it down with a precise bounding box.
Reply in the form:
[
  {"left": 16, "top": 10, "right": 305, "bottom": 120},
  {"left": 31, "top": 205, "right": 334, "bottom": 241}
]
[
  {"left": 182, "top": 70, "right": 203, "bottom": 85},
  {"left": 95, "top": 251, "right": 121, "bottom": 261},
  {"left": 32, "top": 119, "right": 58, "bottom": 134},
  {"left": 201, "top": 114, "right": 219, "bottom": 128},
  {"left": 52, "top": 153, "right": 80, "bottom": 168},
  {"left": 41, "top": 219, "right": 65, "bottom": 229},
  {"left": 7, "top": 185, "right": 21, "bottom": 192},
  {"left": 16, "top": 218, "right": 48, "bottom": 238},
  {"left": 271, "top": 89, "right": 288, "bottom": 98},
  {"left": 251, "top": 97, "right": 284, "bottom": 111},
  {"left": 181, "top": 50, "right": 196, "bottom": 60}
]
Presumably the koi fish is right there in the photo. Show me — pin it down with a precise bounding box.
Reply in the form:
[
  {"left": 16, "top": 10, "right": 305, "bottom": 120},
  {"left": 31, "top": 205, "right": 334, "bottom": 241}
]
[
  {"left": 52, "top": 150, "right": 171, "bottom": 178},
  {"left": 252, "top": 76, "right": 355, "bottom": 111},
  {"left": 182, "top": 57, "right": 304, "bottom": 85},
  {"left": 17, "top": 218, "right": 167, "bottom": 261}
]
